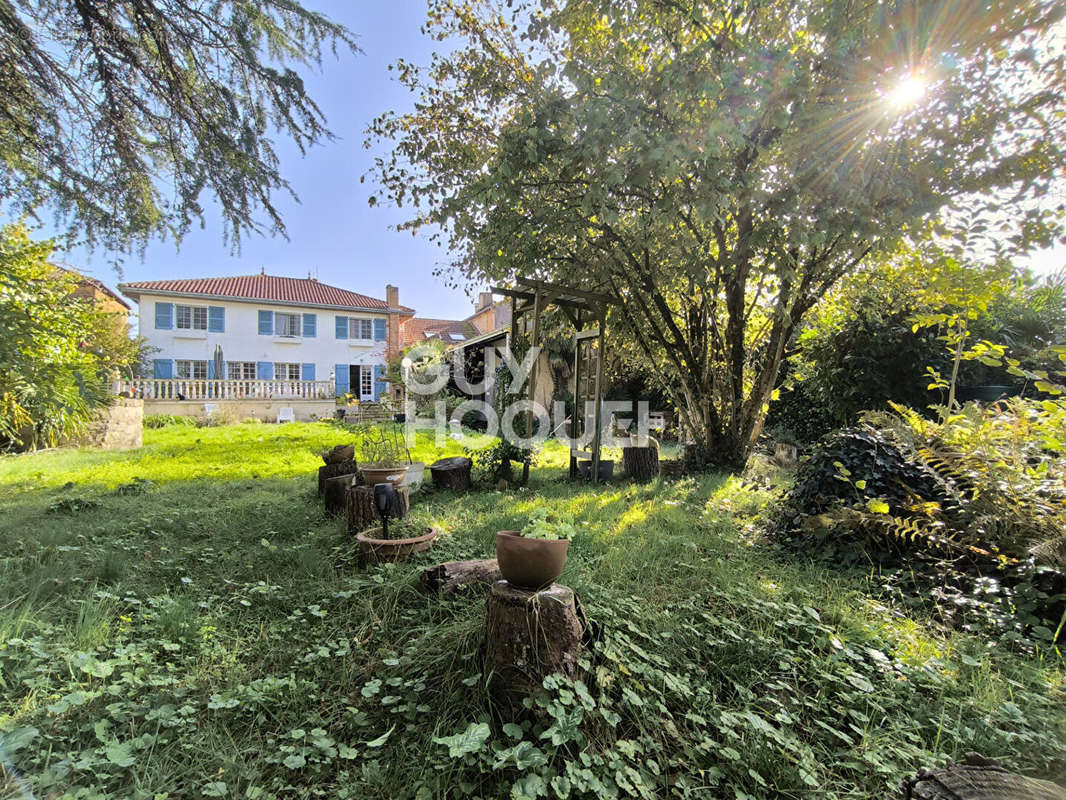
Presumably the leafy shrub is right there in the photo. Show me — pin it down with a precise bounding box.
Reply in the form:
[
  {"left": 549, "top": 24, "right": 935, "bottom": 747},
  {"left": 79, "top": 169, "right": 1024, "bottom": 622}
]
[
  {"left": 775, "top": 398, "right": 1066, "bottom": 644},
  {"left": 467, "top": 437, "right": 538, "bottom": 484}
]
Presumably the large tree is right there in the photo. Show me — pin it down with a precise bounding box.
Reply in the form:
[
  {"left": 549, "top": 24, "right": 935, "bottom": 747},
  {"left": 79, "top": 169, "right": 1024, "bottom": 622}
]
[
  {"left": 0, "top": 0, "right": 356, "bottom": 252},
  {"left": 369, "top": 0, "right": 1066, "bottom": 470}
]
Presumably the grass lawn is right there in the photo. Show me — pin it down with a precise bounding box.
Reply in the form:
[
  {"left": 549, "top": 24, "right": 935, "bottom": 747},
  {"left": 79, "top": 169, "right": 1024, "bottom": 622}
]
[{"left": 0, "top": 422, "right": 1062, "bottom": 799}]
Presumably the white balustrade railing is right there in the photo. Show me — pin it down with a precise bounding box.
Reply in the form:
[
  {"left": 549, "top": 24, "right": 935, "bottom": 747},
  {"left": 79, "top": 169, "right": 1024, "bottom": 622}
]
[{"left": 115, "top": 378, "right": 335, "bottom": 401}]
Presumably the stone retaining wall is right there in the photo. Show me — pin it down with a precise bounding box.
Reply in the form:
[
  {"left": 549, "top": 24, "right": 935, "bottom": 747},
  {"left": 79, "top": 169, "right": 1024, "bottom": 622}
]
[
  {"left": 82, "top": 398, "right": 143, "bottom": 450},
  {"left": 144, "top": 398, "right": 336, "bottom": 423}
]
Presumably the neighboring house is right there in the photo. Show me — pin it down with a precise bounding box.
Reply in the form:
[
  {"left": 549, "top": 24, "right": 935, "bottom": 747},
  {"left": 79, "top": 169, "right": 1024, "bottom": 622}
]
[
  {"left": 56, "top": 267, "right": 132, "bottom": 336},
  {"left": 399, "top": 291, "right": 510, "bottom": 350},
  {"left": 118, "top": 274, "right": 411, "bottom": 400}
]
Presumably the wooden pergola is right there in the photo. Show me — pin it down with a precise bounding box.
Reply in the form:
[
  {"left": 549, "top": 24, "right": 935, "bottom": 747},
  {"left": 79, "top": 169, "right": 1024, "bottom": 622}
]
[{"left": 491, "top": 278, "right": 617, "bottom": 482}]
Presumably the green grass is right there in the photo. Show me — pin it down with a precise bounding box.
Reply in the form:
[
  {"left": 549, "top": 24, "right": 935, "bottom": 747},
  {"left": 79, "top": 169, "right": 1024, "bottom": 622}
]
[{"left": 0, "top": 422, "right": 1062, "bottom": 799}]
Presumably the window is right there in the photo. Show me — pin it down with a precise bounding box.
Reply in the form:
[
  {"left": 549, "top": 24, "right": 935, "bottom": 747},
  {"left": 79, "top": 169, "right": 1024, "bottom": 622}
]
[
  {"left": 349, "top": 317, "right": 373, "bottom": 340},
  {"left": 360, "top": 366, "right": 374, "bottom": 397},
  {"left": 274, "top": 362, "right": 301, "bottom": 381},
  {"left": 176, "top": 304, "right": 208, "bottom": 330},
  {"left": 226, "top": 361, "right": 256, "bottom": 380},
  {"left": 175, "top": 360, "right": 208, "bottom": 380},
  {"left": 275, "top": 312, "right": 301, "bottom": 337}
]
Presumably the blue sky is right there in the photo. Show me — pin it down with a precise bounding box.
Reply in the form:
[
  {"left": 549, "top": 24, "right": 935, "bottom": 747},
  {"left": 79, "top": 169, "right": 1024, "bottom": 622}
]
[
  {"left": 53, "top": 0, "right": 479, "bottom": 320},
  {"left": 18, "top": 1, "right": 1066, "bottom": 317}
]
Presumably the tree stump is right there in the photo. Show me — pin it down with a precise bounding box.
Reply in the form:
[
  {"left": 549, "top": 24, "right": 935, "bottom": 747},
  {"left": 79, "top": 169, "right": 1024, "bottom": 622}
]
[
  {"left": 318, "top": 460, "right": 359, "bottom": 495},
  {"left": 347, "top": 484, "right": 409, "bottom": 534},
  {"left": 484, "top": 581, "right": 583, "bottom": 711},
  {"left": 899, "top": 754, "right": 1066, "bottom": 799},
  {"left": 622, "top": 445, "right": 659, "bottom": 481},
  {"left": 322, "top": 444, "right": 355, "bottom": 464},
  {"left": 429, "top": 456, "right": 473, "bottom": 491},
  {"left": 421, "top": 559, "right": 501, "bottom": 595},
  {"left": 324, "top": 473, "right": 359, "bottom": 516}
]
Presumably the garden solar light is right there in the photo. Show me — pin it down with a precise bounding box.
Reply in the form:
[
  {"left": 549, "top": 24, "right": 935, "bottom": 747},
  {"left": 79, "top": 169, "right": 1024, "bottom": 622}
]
[{"left": 374, "top": 482, "right": 398, "bottom": 537}]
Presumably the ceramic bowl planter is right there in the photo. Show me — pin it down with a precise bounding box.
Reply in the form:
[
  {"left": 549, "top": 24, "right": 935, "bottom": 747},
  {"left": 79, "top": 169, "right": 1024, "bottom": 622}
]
[
  {"left": 402, "top": 461, "right": 426, "bottom": 490},
  {"left": 495, "top": 531, "right": 569, "bottom": 590},
  {"left": 357, "top": 525, "right": 439, "bottom": 563},
  {"left": 360, "top": 465, "right": 409, "bottom": 488}
]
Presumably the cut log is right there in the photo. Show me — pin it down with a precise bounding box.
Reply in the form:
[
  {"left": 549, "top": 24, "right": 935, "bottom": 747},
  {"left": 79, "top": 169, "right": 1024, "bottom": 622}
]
[
  {"left": 429, "top": 456, "right": 473, "bottom": 491},
  {"left": 622, "top": 445, "right": 659, "bottom": 482},
  {"left": 318, "top": 460, "right": 359, "bottom": 495},
  {"left": 421, "top": 559, "right": 501, "bottom": 595},
  {"left": 347, "top": 484, "right": 409, "bottom": 534},
  {"left": 484, "top": 580, "right": 583, "bottom": 711},
  {"left": 324, "top": 473, "right": 359, "bottom": 516},
  {"left": 322, "top": 444, "right": 355, "bottom": 465},
  {"left": 900, "top": 754, "right": 1066, "bottom": 800}
]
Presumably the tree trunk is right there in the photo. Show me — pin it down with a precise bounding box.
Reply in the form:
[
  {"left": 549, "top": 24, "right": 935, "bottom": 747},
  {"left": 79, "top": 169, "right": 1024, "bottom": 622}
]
[
  {"left": 318, "top": 460, "right": 358, "bottom": 495},
  {"left": 899, "top": 754, "right": 1066, "bottom": 800},
  {"left": 429, "top": 456, "right": 472, "bottom": 491},
  {"left": 421, "top": 559, "right": 501, "bottom": 595},
  {"left": 347, "top": 484, "right": 409, "bottom": 534},
  {"left": 324, "top": 473, "right": 359, "bottom": 516},
  {"left": 484, "top": 580, "right": 584, "bottom": 712},
  {"left": 622, "top": 445, "right": 659, "bottom": 481}
]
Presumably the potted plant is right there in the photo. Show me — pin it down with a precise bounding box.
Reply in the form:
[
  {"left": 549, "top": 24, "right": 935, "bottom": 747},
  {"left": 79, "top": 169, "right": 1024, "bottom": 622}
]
[
  {"left": 359, "top": 424, "right": 410, "bottom": 487},
  {"left": 496, "top": 508, "right": 575, "bottom": 590},
  {"left": 354, "top": 483, "right": 438, "bottom": 562}
]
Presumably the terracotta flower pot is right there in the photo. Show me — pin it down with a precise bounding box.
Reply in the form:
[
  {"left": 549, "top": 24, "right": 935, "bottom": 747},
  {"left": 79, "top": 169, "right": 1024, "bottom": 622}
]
[
  {"left": 496, "top": 531, "right": 569, "bottom": 590},
  {"left": 357, "top": 525, "right": 439, "bottom": 563},
  {"left": 360, "top": 465, "right": 409, "bottom": 488}
]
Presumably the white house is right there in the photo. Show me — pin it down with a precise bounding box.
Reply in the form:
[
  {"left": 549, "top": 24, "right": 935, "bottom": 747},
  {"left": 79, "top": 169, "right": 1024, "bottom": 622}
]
[{"left": 118, "top": 274, "right": 410, "bottom": 402}]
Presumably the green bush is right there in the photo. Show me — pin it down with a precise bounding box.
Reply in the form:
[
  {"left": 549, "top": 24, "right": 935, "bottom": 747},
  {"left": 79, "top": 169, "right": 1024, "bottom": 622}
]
[{"left": 143, "top": 414, "right": 196, "bottom": 429}]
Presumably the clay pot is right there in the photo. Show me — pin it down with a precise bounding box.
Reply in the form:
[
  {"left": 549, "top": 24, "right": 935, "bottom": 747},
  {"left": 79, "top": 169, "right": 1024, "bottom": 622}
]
[
  {"left": 495, "top": 531, "right": 569, "bottom": 590},
  {"left": 357, "top": 526, "right": 438, "bottom": 563},
  {"left": 360, "top": 465, "right": 409, "bottom": 488}
]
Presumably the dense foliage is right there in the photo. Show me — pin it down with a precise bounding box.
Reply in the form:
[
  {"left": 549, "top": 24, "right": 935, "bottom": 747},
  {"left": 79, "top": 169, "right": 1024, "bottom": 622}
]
[
  {"left": 0, "top": 224, "right": 145, "bottom": 449},
  {"left": 775, "top": 399, "right": 1066, "bottom": 646},
  {"left": 369, "top": 0, "right": 1066, "bottom": 470},
  {"left": 0, "top": 424, "right": 1063, "bottom": 798},
  {"left": 0, "top": 0, "right": 356, "bottom": 251}
]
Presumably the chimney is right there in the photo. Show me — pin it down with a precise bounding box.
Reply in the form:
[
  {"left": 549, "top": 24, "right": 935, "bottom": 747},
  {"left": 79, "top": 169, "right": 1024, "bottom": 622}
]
[
  {"left": 386, "top": 284, "right": 399, "bottom": 309},
  {"left": 477, "top": 291, "right": 493, "bottom": 311}
]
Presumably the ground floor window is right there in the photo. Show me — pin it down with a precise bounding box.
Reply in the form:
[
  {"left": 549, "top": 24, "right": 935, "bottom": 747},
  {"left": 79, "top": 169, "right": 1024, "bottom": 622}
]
[
  {"left": 274, "top": 362, "right": 301, "bottom": 381},
  {"left": 175, "top": 360, "right": 208, "bottom": 380},
  {"left": 226, "top": 361, "right": 256, "bottom": 380}
]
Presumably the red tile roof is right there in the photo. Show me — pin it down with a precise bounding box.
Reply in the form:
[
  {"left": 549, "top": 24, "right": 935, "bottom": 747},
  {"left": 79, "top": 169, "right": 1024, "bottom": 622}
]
[
  {"left": 401, "top": 317, "right": 478, "bottom": 347},
  {"left": 118, "top": 274, "right": 389, "bottom": 310}
]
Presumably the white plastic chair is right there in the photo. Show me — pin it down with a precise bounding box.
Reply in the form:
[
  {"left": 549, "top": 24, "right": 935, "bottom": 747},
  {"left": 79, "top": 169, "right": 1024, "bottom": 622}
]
[
  {"left": 203, "top": 403, "right": 218, "bottom": 416},
  {"left": 276, "top": 407, "right": 295, "bottom": 424}
]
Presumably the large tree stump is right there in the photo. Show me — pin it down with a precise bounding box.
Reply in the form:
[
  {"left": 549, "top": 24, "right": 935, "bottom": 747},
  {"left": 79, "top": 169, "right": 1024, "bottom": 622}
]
[
  {"left": 421, "top": 559, "right": 501, "bottom": 595},
  {"left": 324, "top": 473, "right": 360, "bottom": 516},
  {"left": 622, "top": 445, "right": 659, "bottom": 481},
  {"left": 429, "top": 457, "right": 472, "bottom": 491},
  {"left": 322, "top": 443, "right": 355, "bottom": 464},
  {"left": 900, "top": 754, "right": 1066, "bottom": 799},
  {"left": 347, "top": 484, "right": 409, "bottom": 534},
  {"left": 318, "top": 460, "right": 359, "bottom": 495},
  {"left": 485, "top": 581, "right": 583, "bottom": 710}
]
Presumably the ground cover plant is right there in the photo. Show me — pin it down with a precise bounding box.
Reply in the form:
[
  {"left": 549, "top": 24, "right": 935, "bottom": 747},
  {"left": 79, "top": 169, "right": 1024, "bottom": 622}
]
[{"left": 0, "top": 422, "right": 1063, "bottom": 798}]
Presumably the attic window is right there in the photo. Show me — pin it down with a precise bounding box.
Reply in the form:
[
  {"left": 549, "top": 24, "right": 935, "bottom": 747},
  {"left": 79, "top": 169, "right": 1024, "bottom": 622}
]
[{"left": 451, "top": 333, "right": 466, "bottom": 341}]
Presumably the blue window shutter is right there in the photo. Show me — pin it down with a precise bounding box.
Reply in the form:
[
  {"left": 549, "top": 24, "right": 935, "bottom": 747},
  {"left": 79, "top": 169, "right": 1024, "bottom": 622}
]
[
  {"left": 207, "top": 360, "right": 215, "bottom": 380},
  {"left": 152, "top": 359, "right": 173, "bottom": 379},
  {"left": 335, "top": 364, "right": 349, "bottom": 396},
  {"left": 335, "top": 316, "right": 348, "bottom": 339},
  {"left": 258, "top": 310, "right": 274, "bottom": 336},
  {"left": 374, "top": 364, "right": 386, "bottom": 400},
  {"left": 256, "top": 361, "right": 274, "bottom": 380},
  {"left": 373, "top": 318, "right": 387, "bottom": 342},
  {"left": 208, "top": 306, "right": 225, "bottom": 333},
  {"left": 302, "top": 313, "right": 317, "bottom": 338},
  {"left": 301, "top": 363, "right": 315, "bottom": 381},
  {"left": 155, "top": 302, "right": 173, "bottom": 330}
]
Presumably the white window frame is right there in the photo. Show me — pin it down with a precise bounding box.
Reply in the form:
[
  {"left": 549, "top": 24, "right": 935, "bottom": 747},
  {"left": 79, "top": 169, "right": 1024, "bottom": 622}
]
[
  {"left": 226, "top": 361, "right": 256, "bottom": 380},
  {"left": 275, "top": 311, "right": 301, "bottom": 338},
  {"left": 175, "top": 360, "right": 208, "bottom": 380},
  {"left": 175, "top": 304, "right": 208, "bottom": 331},
  {"left": 348, "top": 317, "right": 373, "bottom": 340},
  {"left": 359, "top": 365, "right": 374, "bottom": 398},
  {"left": 274, "top": 362, "right": 301, "bottom": 381}
]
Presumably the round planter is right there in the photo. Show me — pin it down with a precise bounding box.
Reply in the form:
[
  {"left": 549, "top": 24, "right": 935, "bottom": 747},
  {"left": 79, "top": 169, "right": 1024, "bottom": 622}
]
[
  {"left": 360, "top": 465, "right": 409, "bottom": 488},
  {"left": 957, "top": 384, "right": 1020, "bottom": 403},
  {"left": 577, "top": 459, "right": 615, "bottom": 481},
  {"left": 496, "top": 530, "right": 569, "bottom": 590},
  {"left": 357, "top": 526, "right": 439, "bottom": 563}
]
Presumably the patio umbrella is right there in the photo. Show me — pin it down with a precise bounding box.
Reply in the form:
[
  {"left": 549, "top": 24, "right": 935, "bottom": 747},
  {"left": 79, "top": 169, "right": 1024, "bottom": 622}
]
[{"left": 213, "top": 345, "right": 224, "bottom": 381}]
